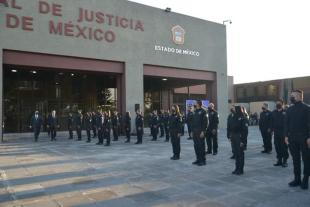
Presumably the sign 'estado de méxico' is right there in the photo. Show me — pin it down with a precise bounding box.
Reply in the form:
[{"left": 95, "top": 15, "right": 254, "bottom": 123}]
[{"left": 1, "top": 0, "right": 145, "bottom": 43}]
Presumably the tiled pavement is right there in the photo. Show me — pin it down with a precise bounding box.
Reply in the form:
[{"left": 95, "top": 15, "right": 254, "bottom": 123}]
[{"left": 0, "top": 127, "right": 309, "bottom": 207}]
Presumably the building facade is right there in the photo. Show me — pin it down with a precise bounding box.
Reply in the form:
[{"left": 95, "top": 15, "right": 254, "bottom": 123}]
[{"left": 0, "top": 0, "right": 228, "bottom": 134}]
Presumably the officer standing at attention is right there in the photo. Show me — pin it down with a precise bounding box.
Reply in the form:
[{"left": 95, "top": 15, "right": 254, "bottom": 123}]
[
  {"left": 285, "top": 90, "right": 310, "bottom": 190},
  {"left": 67, "top": 113, "right": 74, "bottom": 139},
  {"left": 169, "top": 105, "right": 183, "bottom": 160},
  {"left": 159, "top": 110, "right": 165, "bottom": 138},
  {"left": 163, "top": 110, "right": 170, "bottom": 142},
  {"left": 96, "top": 110, "right": 104, "bottom": 145},
  {"left": 227, "top": 107, "right": 236, "bottom": 159},
  {"left": 30, "top": 111, "right": 43, "bottom": 142},
  {"left": 192, "top": 100, "right": 208, "bottom": 166},
  {"left": 150, "top": 110, "right": 159, "bottom": 141},
  {"left": 124, "top": 112, "right": 131, "bottom": 143},
  {"left": 206, "top": 103, "right": 219, "bottom": 155},
  {"left": 111, "top": 111, "right": 119, "bottom": 141},
  {"left": 85, "top": 111, "right": 93, "bottom": 143},
  {"left": 75, "top": 110, "right": 83, "bottom": 141},
  {"left": 259, "top": 103, "right": 272, "bottom": 153},
  {"left": 186, "top": 107, "right": 194, "bottom": 140},
  {"left": 271, "top": 99, "right": 289, "bottom": 167},
  {"left": 91, "top": 111, "right": 97, "bottom": 138},
  {"left": 242, "top": 107, "right": 249, "bottom": 150},
  {"left": 135, "top": 110, "right": 144, "bottom": 144},
  {"left": 103, "top": 111, "right": 112, "bottom": 146},
  {"left": 230, "top": 106, "right": 247, "bottom": 175},
  {"left": 47, "top": 110, "right": 59, "bottom": 141}
]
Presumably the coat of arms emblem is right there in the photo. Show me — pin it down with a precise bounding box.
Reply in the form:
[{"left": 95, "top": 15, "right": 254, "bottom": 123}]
[{"left": 171, "top": 25, "right": 185, "bottom": 45}]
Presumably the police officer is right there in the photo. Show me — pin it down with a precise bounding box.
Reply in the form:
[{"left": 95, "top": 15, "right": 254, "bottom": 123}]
[
  {"left": 67, "top": 113, "right": 74, "bottom": 139},
  {"left": 124, "top": 112, "right": 131, "bottom": 143},
  {"left": 150, "top": 110, "right": 159, "bottom": 141},
  {"left": 242, "top": 107, "right": 249, "bottom": 150},
  {"left": 75, "top": 110, "right": 83, "bottom": 141},
  {"left": 259, "top": 103, "right": 272, "bottom": 153},
  {"left": 159, "top": 110, "right": 165, "bottom": 138},
  {"left": 30, "top": 111, "right": 43, "bottom": 142},
  {"left": 111, "top": 111, "right": 119, "bottom": 141},
  {"left": 206, "top": 103, "right": 219, "bottom": 155},
  {"left": 230, "top": 106, "right": 247, "bottom": 175},
  {"left": 103, "top": 111, "right": 112, "bottom": 146},
  {"left": 227, "top": 107, "right": 236, "bottom": 159},
  {"left": 186, "top": 107, "right": 194, "bottom": 140},
  {"left": 271, "top": 99, "right": 289, "bottom": 167},
  {"left": 135, "top": 110, "right": 144, "bottom": 144},
  {"left": 169, "top": 105, "right": 183, "bottom": 160},
  {"left": 96, "top": 110, "right": 104, "bottom": 145},
  {"left": 163, "top": 110, "right": 170, "bottom": 142},
  {"left": 84, "top": 111, "right": 93, "bottom": 143},
  {"left": 47, "top": 110, "right": 59, "bottom": 141},
  {"left": 192, "top": 100, "right": 208, "bottom": 166},
  {"left": 285, "top": 90, "right": 310, "bottom": 190},
  {"left": 91, "top": 111, "right": 97, "bottom": 138}
]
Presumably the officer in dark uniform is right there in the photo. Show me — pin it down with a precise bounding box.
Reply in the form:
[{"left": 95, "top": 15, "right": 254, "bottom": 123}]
[
  {"left": 159, "top": 110, "right": 165, "bottom": 138},
  {"left": 186, "top": 107, "right": 194, "bottom": 140},
  {"left": 103, "top": 111, "right": 112, "bottom": 146},
  {"left": 47, "top": 110, "right": 59, "bottom": 141},
  {"left": 169, "top": 105, "right": 183, "bottom": 160},
  {"left": 67, "top": 113, "right": 74, "bottom": 139},
  {"left": 271, "top": 99, "right": 289, "bottom": 167},
  {"left": 84, "top": 111, "right": 93, "bottom": 143},
  {"left": 150, "top": 111, "right": 159, "bottom": 141},
  {"left": 124, "top": 112, "right": 131, "bottom": 143},
  {"left": 230, "top": 106, "right": 247, "bottom": 175},
  {"left": 242, "top": 107, "right": 249, "bottom": 151},
  {"left": 163, "top": 110, "right": 170, "bottom": 142},
  {"left": 30, "top": 111, "right": 43, "bottom": 142},
  {"left": 111, "top": 111, "right": 119, "bottom": 141},
  {"left": 75, "top": 110, "right": 83, "bottom": 141},
  {"left": 206, "top": 103, "right": 219, "bottom": 155},
  {"left": 135, "top": 110, "right": 144, "bottom": 144},
  {"left": 285, "top": 90, "right": 310, "bottom": 190},
  {"left": 259, "top": 103, "right": 272, "bottom": 153},
  {"left": 96, "top": 111, "right": 104, "bottom": 145},
  {"left": 192, "top": 100, "right": 209, "bottom": 166},
  {"left": 91, "top": 111, "right": 97, "bottom": 138},
  {"left": 227, "top": 107, "right": 236, "bottom": 159},
  {"left": 181, "top": 113, "right": 186, "bottom": 136}
]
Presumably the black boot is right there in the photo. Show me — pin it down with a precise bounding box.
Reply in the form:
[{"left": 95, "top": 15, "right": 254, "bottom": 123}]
[
  {"left": 274, "top": 159, "right": 282, "bottom": 166},
  {"left": 289, "top": 177, "right": 301, "bottom": 187},
  {"left": 282, "top": 159, "right": 288, "bottom": 168},
  {"left": 300, "top": 176, "right": 309, "bottom": 190}
]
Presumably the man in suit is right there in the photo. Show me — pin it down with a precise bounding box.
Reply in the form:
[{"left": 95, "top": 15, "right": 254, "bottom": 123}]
[
  {"left": 47, "top": 110, "right": 59, "bottom": 141},
  {"left": 30, "top": 111, "right": 43, "bottom": 142}
]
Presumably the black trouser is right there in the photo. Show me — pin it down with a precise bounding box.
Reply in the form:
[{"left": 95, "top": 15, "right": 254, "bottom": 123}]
[
  {"left": 98, "top": 128, "right": 104, "bottom": 144},
  {"left": 188, "top": 125, "right": 192, "bottom": 138},
  {"left": 76, "top": 125, "right": 82, "bottom": 140},
  {"left": 151, "top": 127, "right": 158, "bottom": 140},
  {"left": 274, "top": 130, "right": 289, "bottom": 161},
  {"left": 181, "top": 125, "right": 185, "bottom": 135},
  {"left": 206, "top": 130, "right": 218, "bottom": 153},
  {"left": 289, "top": 135, "right": 310, "bottom": 179},
  {"left": 260, "top": 129, "right": 272, "bottom": 152},
  {"left": 164, "top": 125, "right": 170, "bottom": 141},
  {"left": 92, "top": 126, "right": 97, "bottom": 138},
  {"left": 112, "top": 126, "right": 118, "bottom": 141},
  {"left": 193, "top": 130, "right": 206, "bottom": 163},
  {"left": 170, "top": 131, "right": 180, "bottom": 158},
  {"left": 86, "top": 129, "right": 91, "bottom": 141},
  {"left": 105, "top": 129, "right": 111, "bottom": 145},
  {"left": 34, "top": 127, "right": 40, "bottom": 141},
  {"left": 160, "top": 124, "right": 164, "bottom": 137},
  {"left": 125, "top": 129, "right": 131, "bottom": 141},
  {"left": 68, "top": 126, "right": 73, "bottom": 139},
  {"left": 50, "top": 127, "right": 57, "bottom": 140},
  {"left": 231, "top": 133, "right": 245, "bottom": 172},
  {"left": 137, "top": 128, "right": 143, "bottom": 143}
]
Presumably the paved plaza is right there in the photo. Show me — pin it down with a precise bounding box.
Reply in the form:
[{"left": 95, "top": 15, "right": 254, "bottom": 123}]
[{"left": 0, "top": 127, "right": 309, "bottom": 207}]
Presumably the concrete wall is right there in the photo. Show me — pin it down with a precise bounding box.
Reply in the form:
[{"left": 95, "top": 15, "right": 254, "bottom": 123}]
[{"left": 0, "top": 0, "right": 228, "bottom": 128}]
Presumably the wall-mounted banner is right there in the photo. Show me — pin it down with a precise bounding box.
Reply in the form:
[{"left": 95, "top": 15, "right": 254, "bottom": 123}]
[{"left": 186, "top": 100, "right": 209, "bottom": 113}]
